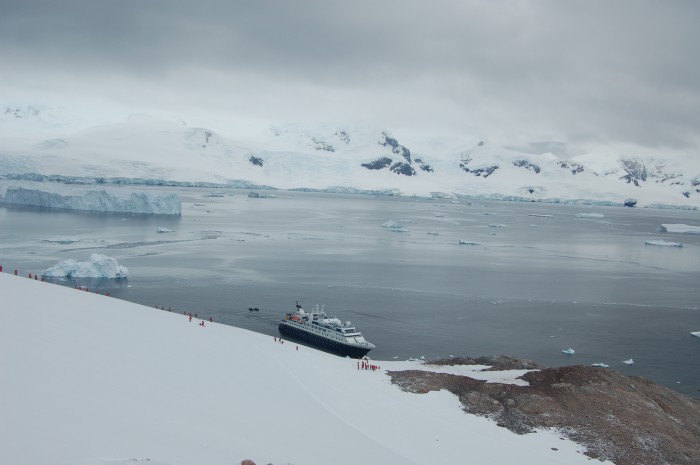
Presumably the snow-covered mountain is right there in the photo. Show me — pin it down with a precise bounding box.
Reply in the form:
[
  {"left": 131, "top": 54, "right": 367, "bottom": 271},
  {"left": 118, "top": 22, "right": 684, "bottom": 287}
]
[{"left": 1, "top": 105, "right": 698, "bottom": 208}]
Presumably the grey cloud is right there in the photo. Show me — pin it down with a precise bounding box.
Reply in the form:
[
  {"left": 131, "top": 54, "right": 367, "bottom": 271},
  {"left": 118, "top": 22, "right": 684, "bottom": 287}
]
[{"left": 1, "top": 0, "right": 699, "bottom": 157}]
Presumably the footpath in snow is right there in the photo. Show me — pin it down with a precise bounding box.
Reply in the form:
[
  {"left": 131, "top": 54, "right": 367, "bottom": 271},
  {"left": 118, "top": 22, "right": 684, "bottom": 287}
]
[{"left": 0, "top": 270, "right": 606, "bottom": 465}]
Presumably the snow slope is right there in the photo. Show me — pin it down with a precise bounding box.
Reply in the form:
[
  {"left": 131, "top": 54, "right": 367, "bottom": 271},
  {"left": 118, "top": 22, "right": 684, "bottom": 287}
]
[
  {"left": 0, "top": 273, "right": 606, "bottom": 465},
  {"left": 1, "top": 106, "right": 699, "bottom": 208}
]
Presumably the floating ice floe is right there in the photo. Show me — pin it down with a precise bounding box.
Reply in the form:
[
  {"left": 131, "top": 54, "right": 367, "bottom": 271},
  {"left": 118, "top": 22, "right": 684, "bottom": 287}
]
[
  {"left": 645, "top": 239, "right": 683, "bottom": 247},
  {"left": 426, "top": 231, "right": 439, "bottom": 236},
  {"left": 381, "top": 221, "right": 408, "bottom": 233},
  {"left": 459, "top": 240, "right": 481, "bottom": 245},
  {"left": 156, "top": 227, "right": 174, "bottom": 234},
  {"left": 690, "top": 331, "right": 700, "bottom": 338},
  {"left": 488, "top": 224, "right": 506, "bottom": 228},
  {"left": 42, "top": 253, "right": 128, "bottom": 279},
  {"left": 41, "top": 238, "right": 80, "bottom": 245},
  {"left": 562, "top": 348, "right": 575, "bottom": 355},
  {"left": 622, "top": 359, "right": 634, "bottom": 365},
  {"left": 528, "top": 214, "right": 552, "bottom": 218},
  {"left": 575, "top": 213, "right": 604, "bottom": 219},
  {"left": 592, "top": 363, "right": 610, "bottom": 368},
  {"left": 658, "top": 224, "right": 700, "bottom": 234}
]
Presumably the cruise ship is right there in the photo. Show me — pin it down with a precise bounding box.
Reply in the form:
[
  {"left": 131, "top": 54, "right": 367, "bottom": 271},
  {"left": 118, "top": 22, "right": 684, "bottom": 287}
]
[{"left": 278, "top": 303, "right": 375, "bottom": 358}]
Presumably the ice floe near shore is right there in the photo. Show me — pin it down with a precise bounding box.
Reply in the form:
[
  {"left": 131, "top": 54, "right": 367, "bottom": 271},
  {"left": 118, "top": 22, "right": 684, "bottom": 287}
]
[
  {"left": 42, "top": 253, "right": 128, "bottom": 279},
  {"left": 645, "top": 239, "right": 683, "bottom": 247},
  {"left": 658, "top": 224, "right": 700, "bottom": 234},
  {"left": 575, "top": 212, "right": 604, "bottom": 218},
  {"left": 0, "top": 186, "right": 181, "bottom": 215}
]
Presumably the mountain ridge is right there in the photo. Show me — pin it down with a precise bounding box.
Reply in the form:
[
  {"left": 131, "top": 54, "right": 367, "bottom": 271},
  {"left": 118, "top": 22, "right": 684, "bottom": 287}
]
[{"left": 1, "top": 105, "right": 698, "bottom": 208}]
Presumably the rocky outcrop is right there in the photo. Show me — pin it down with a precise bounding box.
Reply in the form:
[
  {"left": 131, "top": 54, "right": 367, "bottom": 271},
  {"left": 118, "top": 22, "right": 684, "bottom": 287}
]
[
  {"left": 380, "top": 132, "right": 412, "bottom": 163},
  {"left": 390, "top": 358, "right": 700, "bottom": 465},
  {"left": 361, "top": 157, "right": 392, "bottom": 170},
  {"left": 559, "top": 160, "right": 585, "bottom": 175},
  {"left": 513, "top": 159, "right": 541, "bottom": 173},
  {"left": 311, "top": 137, "right": 335, "bottom": 152},
  {"left": 620, "top": 158, "right": 648, "bottom": 186}
]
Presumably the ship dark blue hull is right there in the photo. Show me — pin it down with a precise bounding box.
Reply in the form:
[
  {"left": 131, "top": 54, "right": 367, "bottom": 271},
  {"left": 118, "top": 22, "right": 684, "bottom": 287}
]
[{"left": 278, "top": 323, "right": 373, "bottom": 358}]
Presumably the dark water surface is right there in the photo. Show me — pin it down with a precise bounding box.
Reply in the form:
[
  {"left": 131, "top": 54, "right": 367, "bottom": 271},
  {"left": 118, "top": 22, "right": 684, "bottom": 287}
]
[{"left": 1, "top": 187, "right": 699, "bottom": 397}]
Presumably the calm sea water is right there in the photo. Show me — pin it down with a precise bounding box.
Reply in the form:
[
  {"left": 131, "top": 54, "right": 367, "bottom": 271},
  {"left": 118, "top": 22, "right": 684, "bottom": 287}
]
[{"left": 1, "top": 186, "right": 699, "bottom": 397}]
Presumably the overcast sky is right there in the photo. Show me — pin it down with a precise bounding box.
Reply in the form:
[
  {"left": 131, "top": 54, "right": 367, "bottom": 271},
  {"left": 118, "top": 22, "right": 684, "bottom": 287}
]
[{"left": 1, "top": 0, "right": 699, "bottom": 158}]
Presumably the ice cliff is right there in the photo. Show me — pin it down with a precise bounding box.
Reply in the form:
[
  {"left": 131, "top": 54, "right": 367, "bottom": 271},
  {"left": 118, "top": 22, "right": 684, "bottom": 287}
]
[{"left": 0, "top": 187, "right": 181, "bottom": 215}]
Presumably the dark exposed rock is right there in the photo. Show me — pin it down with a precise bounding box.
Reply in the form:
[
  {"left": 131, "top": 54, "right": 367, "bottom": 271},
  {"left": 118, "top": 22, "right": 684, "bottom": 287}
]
[
  {"left": 513, "top": 160, "right": 541, "bottom": 173},
  {"left": 682, "top": 192, "right": 690, "bottom": 198},
  {"left": 380, "top": 132, "right": 412, "bottom": 163},
  {"left": 389, "top": 359, "right": 700, "bottom": 465},
  {"left": 311, "top": 137, "right": 335, "bottom": 152},
  {"left": 559, "top": 160, "right": 584, "bottom": 175},
  {"left": 620, "top": 158, "right": 647, "bottom": 186},
  {"left": 459, "top": 162, "right": 499, "bottom": 178},
  {"left": 415, "top": 158, "right": 433, "bottom": 172},
  {"left": 390, "top": 162, "right": 415, "bottom": 176},
  {"left": 624, "top": 198, "right": 637, "bottom": 207},
  {"left": 361, "top": 157, "right": 392, "bottom": 170},
  {"left": 335, "top": 130, "right": 351, "bottom": 145},
  {"left": 249, "top": 156, "right": 264, "bottom": 167}
]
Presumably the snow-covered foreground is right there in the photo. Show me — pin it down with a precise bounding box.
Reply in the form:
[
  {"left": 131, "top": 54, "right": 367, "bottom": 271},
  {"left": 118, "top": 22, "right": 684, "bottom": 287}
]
[{"left": 0, "top": 273, "right": 607, "bottom": 465}]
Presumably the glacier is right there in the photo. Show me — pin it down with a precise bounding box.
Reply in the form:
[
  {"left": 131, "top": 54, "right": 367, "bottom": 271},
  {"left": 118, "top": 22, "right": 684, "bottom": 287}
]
[
  {"left": 42, "top": 253, "right": 128, "bottom": 279},
  {"left": 0, "top": 186, "right": 181, "bottom": 215}
]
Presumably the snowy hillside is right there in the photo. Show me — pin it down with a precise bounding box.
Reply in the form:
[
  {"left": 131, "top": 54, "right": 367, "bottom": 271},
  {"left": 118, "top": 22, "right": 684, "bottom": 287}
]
[
  {"left": 1, "top": 105, "right": 699, "bottom": 208},
  {"left": 0, "top": 272, "right": 606, "bottom": 465}
]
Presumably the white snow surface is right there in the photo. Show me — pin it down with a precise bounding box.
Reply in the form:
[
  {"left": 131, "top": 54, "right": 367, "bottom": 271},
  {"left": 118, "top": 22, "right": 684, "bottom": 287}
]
[
  {"left": 562, "top": 348, "right": 576, "bottom": 355},
  {"left": 42, "top": 253, "right": 128, "bottom": 279},
  {"left": 691, "top": 331, "right": 700, "bottom": 338},
  {"left": 1, "top": 111, "right": 699, "bottom": 208},
  {"left": 0, "top": 273, "right": 606, "bottom": 465},
  {"left": 659, "top": 224, "right": 700, "bottom": 234},
  {"left": 0, "top": 186, "right": 181, "bottom": 215}
]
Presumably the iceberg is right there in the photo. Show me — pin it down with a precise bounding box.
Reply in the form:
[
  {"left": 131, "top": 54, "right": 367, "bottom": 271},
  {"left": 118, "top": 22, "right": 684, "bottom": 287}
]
[
  {"left": 381, "top": 221, "right": 408, "bottom": 232},
  {"left": 157, "top": 227, "right": 175, "bottom": 234},
  {"left": 691, "top": 331, "right": 700, "bottom": 338},
  {"left": 659, "top": 224, "right": 700, "bottom": 234},
  {"left": 562, "top": 348, "right": 575, "bottom": 355},
  {"left": 42, "top": 253, "right": 128, "bottom": 279},
  {"left": 0, "top": 187, "right": 181, "bottom": 215},
  {"left": 645, "top": 239, "right": 683, "bottom": 247},
  {"left": 622, "top": 359, "right": 634, "bottom": 365},
  {"left": 575, "top": 213, "right": 604, "bottom": 218}
]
